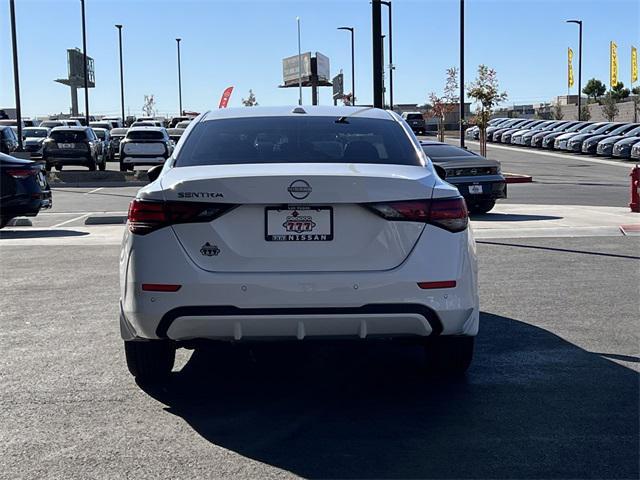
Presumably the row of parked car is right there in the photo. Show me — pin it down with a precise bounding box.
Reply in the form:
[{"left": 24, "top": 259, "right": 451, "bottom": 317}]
[
  {"left": 0, "top": 116, "right": 193, "bottom": 172},
  {"left": 465, "top": 118, "right": 640, "bottom": 160}
]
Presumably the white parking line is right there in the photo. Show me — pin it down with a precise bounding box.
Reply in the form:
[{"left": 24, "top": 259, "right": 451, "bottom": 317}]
[
  {"left": 50, "top": 214, "right": 90, "bottom": 228},
  {"left": 85, "top": 187, "right": 104, "bottom": 194},
  {"left": 464, "top": 140, "right": 635, "bottom": 169}
]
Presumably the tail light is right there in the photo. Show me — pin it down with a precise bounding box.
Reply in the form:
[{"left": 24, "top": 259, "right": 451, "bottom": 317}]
[
  {"left": 6, "top": 169, "right": 38, "bottom": 179},
  {"left": 367, "top": 197, "right": 468, "bottom": 233},
  {"left": 127, "top": 199, "right": 233, "bottom": 235}
]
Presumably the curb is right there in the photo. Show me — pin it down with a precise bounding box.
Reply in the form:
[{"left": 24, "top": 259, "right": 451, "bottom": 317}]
[
  {"left": 85, "top": 215, "right": 127, "bottom": 225},
  {"left": 47, "top": 170, "right": 150, "bottom": 187},
  {"left": 504, "top": 173, "right": 533, "bottom": 184}
]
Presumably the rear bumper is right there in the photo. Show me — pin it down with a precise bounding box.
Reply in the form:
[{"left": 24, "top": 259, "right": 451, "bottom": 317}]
[
  {"left": 449, "top": 177, "right": 507, "bottom": 200},
  {"left": 120, "top": 225, "right": 479, "bottom": 342},
  {"left": 45, "top": 155, "right": 91, "bottom": 165},
  {"left": 122, "top": 156, "right": 167, "bottom": 165}
]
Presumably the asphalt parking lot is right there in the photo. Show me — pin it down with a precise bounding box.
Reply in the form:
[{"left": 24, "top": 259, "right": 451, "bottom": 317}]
[{"left": 1, "top": 145, "right": 639, "bottom": 478}]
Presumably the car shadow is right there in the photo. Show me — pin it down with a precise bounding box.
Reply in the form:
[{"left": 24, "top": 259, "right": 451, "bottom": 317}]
[
  {"left": 471, "top": 213, "right": 562, "bottom": 221},
  {"left": 139, "top": 313, "right": 638, "bottom": 479},
  {"left": 0, "top": 229, "right": 89, "bottom": 239}
]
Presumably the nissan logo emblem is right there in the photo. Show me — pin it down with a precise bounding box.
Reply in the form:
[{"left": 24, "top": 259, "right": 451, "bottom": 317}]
[{"left": 287, "top": 180, "right": 312, "bottom": 200}]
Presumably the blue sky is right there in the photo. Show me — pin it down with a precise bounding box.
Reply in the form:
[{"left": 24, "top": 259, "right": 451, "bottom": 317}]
[{"left": 1, "top": 0, "right": 638, "bottom": 117}]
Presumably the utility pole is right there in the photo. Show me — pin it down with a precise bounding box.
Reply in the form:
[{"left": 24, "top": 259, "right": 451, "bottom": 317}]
[
  {"left": 81, "top": 0, "right": 89, "bottom": 126},
  {"left": 9, "top": 0, "right": 23, "bottom": 150},
  {"left": 372, "top": 0, "right": 383, "bottom": 108},
  {"left": 460, "top": 0, "right": 465, "bottom": 148}
]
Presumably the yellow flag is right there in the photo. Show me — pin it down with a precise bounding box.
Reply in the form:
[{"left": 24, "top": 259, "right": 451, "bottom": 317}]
[
  {"left": 610, "top": 41, "right": 618, "bottom": 87},
  {"left": 632, "top": 46, "right": 638, "bottom": 83},
  {"left": 568, "top": 48, "right": 574, "bottom": 88}
]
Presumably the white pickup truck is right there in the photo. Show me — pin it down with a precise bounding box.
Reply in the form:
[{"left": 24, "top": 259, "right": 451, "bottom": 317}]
[{"left": 119, "top": 127, "right": 173, "bottom": 171}]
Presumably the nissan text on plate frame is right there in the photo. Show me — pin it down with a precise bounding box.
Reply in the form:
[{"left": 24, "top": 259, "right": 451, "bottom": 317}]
[{"left": 119, "top": 106, "right": 479, "bottom": 382}]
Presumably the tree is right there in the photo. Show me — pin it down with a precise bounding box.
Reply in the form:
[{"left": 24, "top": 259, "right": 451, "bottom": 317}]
[
  {"left": 601, "top": 92, "right": 619, "bottom": 121},
  {"left": 467, "top": 65, "right": 508, "bottom": 156},
  {"left": 427, "top": 67, "right": 459, "bottom": 142},
  {"left": 552, "top": 98, "right": 564, "bottom": 120},
  {"left": 582, "top": 78, "right": 606, "bottom": 102},
  {"left": 611, "top": 82, "right": 630, "bottom": 101},
  {"left": 241, "top": 89, "right": 258, "bottom": 107},
  {"left": 580, "top": 104, "right": 591, "bottom": 121}
]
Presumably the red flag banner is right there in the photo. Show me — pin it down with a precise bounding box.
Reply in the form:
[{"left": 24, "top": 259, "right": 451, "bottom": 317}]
[{"left": 218, "top": 86, "right": 234, "bottom": 108}]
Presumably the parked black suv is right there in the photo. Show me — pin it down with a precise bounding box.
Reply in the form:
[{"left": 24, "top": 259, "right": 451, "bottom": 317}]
[
  {"left": 43, "top": 127, "right": 103, "bottom": 171},
  {"left": 401, "top": 112, "right": 426, "bottom": 135}
]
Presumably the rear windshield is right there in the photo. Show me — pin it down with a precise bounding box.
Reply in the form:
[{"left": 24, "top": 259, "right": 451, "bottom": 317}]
[
  {"left": 50, "top": 131, "right": 88, "bottom": 142},
  {"left": 175, "top": 116, "right": 421, "bottom": 167},
  {"left": 127, "top": 130, "right": 165, "bottom": 140},
  {"left": 405, "top": 114, "right": 423, "bottom": 120},
  {"left": 94, "top": 130, "right": 106, "bottom": 139},
  {"left": 24, "top": 128, "right": 48, "bottom": 137},
  {"left": 421, "top": 145, "right": 476, "bottom": 158}
]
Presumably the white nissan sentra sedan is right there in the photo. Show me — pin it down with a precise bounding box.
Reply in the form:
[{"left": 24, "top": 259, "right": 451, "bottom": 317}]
[{"left": 120, "top": 106, "right": 479, "bottom": 381}]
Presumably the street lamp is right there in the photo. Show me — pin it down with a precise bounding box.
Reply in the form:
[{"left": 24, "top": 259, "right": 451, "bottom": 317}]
[
  {"left": 297, "top": 17, "right": 302, "bottom": 105},
  {"left": 337, "top": 26, "right": 355, "bottom": 105},
  {"left": 115, "top": 25, "right": 125, "bottom": 123},
  {"left": 460, "top": 0, "right": 465, "bottom": 148},
  {"left": 566, "top": 19, "right": 583, "bottom": 120},
  {"left": 176, "top": 38, "right": 182, "bottom": 115},
  {"left": 81, "top": 0, "right": 89, "bottom": 126},
  {"left": 9, "top": 0, "right": 23, "bottom": 150},
  {"left": 381, "top": 34, "right": 386, "bottom": 109},
  {"left": 381, "top": 1, "right": 393, "bottom": 111}
]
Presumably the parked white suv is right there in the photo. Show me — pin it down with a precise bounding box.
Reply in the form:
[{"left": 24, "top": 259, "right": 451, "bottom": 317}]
[
  {"left": 118, "top": 126, "right": 173, "bottom": 171},
  {"left": 120, "top": 106, "right": 479, "bottom": 382}
]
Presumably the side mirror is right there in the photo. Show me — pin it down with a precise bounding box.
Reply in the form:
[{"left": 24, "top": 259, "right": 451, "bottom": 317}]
[
  {"left": 147, "top": 164, "right": 163, "bottom": 182},
  {"left": 434, "top": 164, "right": 447, "bottom": 180}
]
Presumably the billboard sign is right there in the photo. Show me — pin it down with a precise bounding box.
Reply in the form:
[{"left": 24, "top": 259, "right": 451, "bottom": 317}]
[
  {"left": 315, "top": 52, "right": 330, "bottom": 82},
  {"left": 283, "top": 52, "right": 312, "bottom": 84},
  {"left": 332, "top": 73, "right": 344, "bottom": 99},
  {"left": 67, "top": 48, "right": 95, "bottom": 87}
]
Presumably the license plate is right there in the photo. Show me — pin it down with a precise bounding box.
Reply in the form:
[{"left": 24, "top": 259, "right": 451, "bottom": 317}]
[
  {"left": 265, "top": 206, "right": 333, "bottom": 242},
  {"left": 58, "top": 143, "right": 74, "bottom": 149},
  {"left": 468, "top": 185, "right": 483, "bottom": 194}
]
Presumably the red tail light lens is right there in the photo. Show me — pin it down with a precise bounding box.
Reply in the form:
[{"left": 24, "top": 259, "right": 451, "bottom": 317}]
[
  {"left": 6, "top": 169, "right": 38, "bottom": 179},
  {"left": 428, "top": 197, "right": 469, "bottom": 233},
  {"left": 367, "top": 197, "right": 468, "bottom": 233},
  {"left": 127, "top": 199, "right": 232, "bottom": 235}
]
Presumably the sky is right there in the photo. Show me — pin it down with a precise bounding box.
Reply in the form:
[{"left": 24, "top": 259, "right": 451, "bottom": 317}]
[{"left": 1, "top": 0, "right": 638, "bottom": 118}]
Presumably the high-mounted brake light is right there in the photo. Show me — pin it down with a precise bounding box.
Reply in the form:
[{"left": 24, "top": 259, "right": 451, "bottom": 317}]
[
  {"left": 367, "top": 197, "right": 468, "bottom": 233},
  {"left": 127, "top": 199, "right": 232, "bottom": 235}
]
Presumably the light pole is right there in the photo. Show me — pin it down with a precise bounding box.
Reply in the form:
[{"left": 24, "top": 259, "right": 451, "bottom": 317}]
[
  {"left": 176, "top": 38, "right": 182, "bottom": 115},
  {"left": 337, "top": 27, "right": 355, "bottom": 105},
  {"left": 381, "top": 1, "right": 393, "bottom": 111},
  {"left": 80, "top": 0, "right": 89, "bottom": 126},
  {"left": 460, "top": 0, "right": 465, "bottom": 148},
  {"left": 9, "top": 0, "right": 22, "bottom": 150},
  {"left": 381, "top": 34, "right": 386, "bottom": 109},
  {"left": 371, "top": 0, "right": 383, "bottom": 108},
  {"left": 115, "top": 25, "right": 125, "bottom": 123},
  {"left": 566, "top": 20, "right": 583, "bottom": 120},
  {"left": 297, "top": 17, "right": 302, "bottom": 105}
]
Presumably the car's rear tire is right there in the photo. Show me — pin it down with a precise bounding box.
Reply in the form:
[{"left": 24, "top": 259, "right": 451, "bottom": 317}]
[
  {"left": 425, "top": 336, "right": 474, "bottom": 376},
  {"left": 98, "top": 158, "right": 106, "bottom": 171},
  {"left": 469, "top": 199, "right": 496, "bottom": 215},
  {"left": 124, "top": 340, "right": 175, "bottom": 382},
  {"left": 119, "top": 161, "right": 127, "bottom": 172},
  {"left": 0, "top": 217, "right": 8, "bottom": 229},
  {"left": 56, "top": 165, "right": 63, "bottom": 171},
  {"left": 87, "top": 157, "right": 96, "bottom": 171}
]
